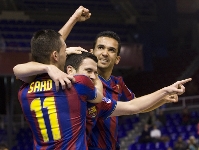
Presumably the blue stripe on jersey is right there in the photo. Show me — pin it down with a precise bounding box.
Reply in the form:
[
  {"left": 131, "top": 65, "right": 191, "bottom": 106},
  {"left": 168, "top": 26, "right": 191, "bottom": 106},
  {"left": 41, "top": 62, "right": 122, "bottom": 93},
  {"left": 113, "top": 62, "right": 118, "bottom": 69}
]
[
  {"left": 86, "top": 98, "right": 117, "bottom": 138},
  {"left": 74, "top": 75, "right": 97, "bottom": 101}
]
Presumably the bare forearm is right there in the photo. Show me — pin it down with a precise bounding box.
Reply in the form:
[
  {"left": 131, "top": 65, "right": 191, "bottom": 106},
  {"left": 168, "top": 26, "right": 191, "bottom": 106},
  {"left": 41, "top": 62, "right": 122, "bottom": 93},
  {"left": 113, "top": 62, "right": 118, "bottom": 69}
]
[
  {"left": 140, "top": 100, "right": 166, "bottom": 113},
  {"left": 13, "top": 62, "right": 48, "bottom": 78},
  {"left": 14, "top": 61, "right": 75, "bottom": 89},
  {"left": 127, "top": 88, "right": 167, "bottom": 114},
  {"left": 112, "top": 88, "right": 167, "bottom": 116},
  {"left": 59, "top": 16, "right": 78, "bottom": 41},
  {"left": 141, "top": 94, "right": 178, "bottom": 113}
]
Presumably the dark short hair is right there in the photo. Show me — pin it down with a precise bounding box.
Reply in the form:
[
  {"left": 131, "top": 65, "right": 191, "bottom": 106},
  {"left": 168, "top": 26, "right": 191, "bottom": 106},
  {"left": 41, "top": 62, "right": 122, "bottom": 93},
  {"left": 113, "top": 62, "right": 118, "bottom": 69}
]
[
  {"left": 93, "top": 31, "right": 121, "bottom": 55},
  {"left": 64, "top": 52, "right": 98, "bottom": 73},
  {"left": 31, "top": 29, "right": 62, "bottom": 64}
]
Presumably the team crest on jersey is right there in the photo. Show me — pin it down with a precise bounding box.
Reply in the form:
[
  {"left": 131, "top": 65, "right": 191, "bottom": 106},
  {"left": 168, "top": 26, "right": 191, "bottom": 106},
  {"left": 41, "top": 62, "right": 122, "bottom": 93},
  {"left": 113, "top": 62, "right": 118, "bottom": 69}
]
[
  {"left": 88, "top": 106, "right": 97, "bottom": 118},
  {"left": 102, "top": 97, "right": 111, "bottom": 103}
]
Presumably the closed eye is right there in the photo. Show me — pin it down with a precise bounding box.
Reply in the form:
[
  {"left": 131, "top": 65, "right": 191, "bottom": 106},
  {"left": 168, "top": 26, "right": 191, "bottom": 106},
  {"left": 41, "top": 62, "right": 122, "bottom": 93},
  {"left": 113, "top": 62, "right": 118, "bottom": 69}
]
[{"left": 85, "top": 68, "right": 93, "bottom": 73}]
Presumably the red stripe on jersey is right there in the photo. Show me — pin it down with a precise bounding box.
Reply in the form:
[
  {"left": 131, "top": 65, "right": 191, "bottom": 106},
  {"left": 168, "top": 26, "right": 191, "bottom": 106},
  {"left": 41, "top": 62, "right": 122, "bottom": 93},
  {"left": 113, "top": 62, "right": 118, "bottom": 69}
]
[
  {"left": 64, "top": 87, "right": 79, "bottom": 150},
  {"left": 109, "top": 117, "right": 117, "bottom": 149},
  {"left": 96, "top": 119, "right": 106, "bottom": 149}
]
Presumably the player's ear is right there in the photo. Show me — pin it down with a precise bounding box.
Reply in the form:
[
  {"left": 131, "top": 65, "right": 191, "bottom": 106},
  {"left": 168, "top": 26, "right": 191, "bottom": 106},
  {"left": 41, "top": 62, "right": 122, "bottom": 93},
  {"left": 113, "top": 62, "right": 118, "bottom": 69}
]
[
  {"left": 52, "top": 51, "right": 58, "bottom": 62},
  {"left": 90, "top": 49, "right": 93, "bottom": 54},
  {"left": 66, "top": 65, "right": 76, "bottom": 75},
  {"left": 115, "top": 56, "right": 121, "bottom": 65}
]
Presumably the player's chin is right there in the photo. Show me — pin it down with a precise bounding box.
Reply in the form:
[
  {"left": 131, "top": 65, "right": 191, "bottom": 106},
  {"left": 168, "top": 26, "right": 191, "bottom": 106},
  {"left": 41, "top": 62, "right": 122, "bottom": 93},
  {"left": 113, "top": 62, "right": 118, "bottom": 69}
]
[
  {"left": 98, "top": 64, "right": 109, "bottom": 70},
  {"left": 177, "top": 92, "right": 184, "bottom": 96}
]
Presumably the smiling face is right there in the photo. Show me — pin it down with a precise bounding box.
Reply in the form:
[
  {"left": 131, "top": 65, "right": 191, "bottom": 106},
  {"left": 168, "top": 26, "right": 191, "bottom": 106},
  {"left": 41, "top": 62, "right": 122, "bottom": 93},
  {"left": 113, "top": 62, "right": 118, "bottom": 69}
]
[{"left": 93, "top": 37, "right": 121, "bottom": 72}]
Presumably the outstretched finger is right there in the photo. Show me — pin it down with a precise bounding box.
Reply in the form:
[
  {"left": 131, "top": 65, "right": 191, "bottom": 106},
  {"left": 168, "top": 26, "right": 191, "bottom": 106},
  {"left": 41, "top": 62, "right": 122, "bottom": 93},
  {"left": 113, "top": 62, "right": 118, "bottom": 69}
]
[
  {"left": 174, "top": 78, "right": 192, "bottom": 88},
  {"left": 177, "top": 78, "right": 192, "bottom": 85}
]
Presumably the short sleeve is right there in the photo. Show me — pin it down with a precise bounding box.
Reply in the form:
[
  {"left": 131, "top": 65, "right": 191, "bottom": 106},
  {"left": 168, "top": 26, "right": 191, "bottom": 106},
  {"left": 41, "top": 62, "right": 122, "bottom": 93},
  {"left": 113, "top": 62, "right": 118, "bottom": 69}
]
[
  {"left": 73, "top": 75, "right": 97, "bottom": 101},
  {"left": 98, "top": 97, "right": 117, "bottom": 119}
]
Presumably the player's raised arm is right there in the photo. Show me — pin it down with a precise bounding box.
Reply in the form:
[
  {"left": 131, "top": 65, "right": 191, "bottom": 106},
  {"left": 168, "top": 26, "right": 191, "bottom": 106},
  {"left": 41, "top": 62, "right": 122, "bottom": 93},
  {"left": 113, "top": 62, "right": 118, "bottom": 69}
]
[
  {"left": 59, "top": 6, "right": 91, "bottom": 40},
  {"left": 110, "top": 78, "right": 192, "bottom": 116}
]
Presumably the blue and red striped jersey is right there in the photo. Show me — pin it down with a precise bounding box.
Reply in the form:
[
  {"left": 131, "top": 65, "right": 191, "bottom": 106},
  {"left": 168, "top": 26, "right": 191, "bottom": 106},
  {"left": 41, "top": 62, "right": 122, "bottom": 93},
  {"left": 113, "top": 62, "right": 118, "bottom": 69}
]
[
  {"left": 18, "top": 74, "right": 97, "bottom": 150},
  {"left": 89, "top": 75, "right": 135, "bottom": 150},
  {"left": 86, "top": 97, "right": 117, "bottom": 138}
]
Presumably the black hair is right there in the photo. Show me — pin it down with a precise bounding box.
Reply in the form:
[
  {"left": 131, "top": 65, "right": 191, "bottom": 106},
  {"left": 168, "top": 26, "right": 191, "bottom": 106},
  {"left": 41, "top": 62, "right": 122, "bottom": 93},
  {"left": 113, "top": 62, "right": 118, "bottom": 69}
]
[
  {"left": 93, "top": 31, "right": 121, "bottom": 55},
  {"left": 31, "top": 29, "right": 62, "bottom": 64},
  {"left": 64, "top": 52, "right": 98, "bottom": 73}
]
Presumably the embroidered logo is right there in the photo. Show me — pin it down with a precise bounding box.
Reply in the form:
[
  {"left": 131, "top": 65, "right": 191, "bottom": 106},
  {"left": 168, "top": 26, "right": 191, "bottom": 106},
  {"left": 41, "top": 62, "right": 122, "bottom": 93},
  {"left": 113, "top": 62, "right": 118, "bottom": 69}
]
[{"left": 88, "top": 106, "right": 97, "bottom": 118}]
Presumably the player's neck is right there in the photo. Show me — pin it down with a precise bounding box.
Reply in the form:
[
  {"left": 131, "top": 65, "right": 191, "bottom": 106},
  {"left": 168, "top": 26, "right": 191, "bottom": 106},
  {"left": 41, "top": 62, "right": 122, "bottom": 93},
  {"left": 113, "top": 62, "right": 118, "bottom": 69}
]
[{"left": 98, "top": 68, "right": 112, "bottom": 80}]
